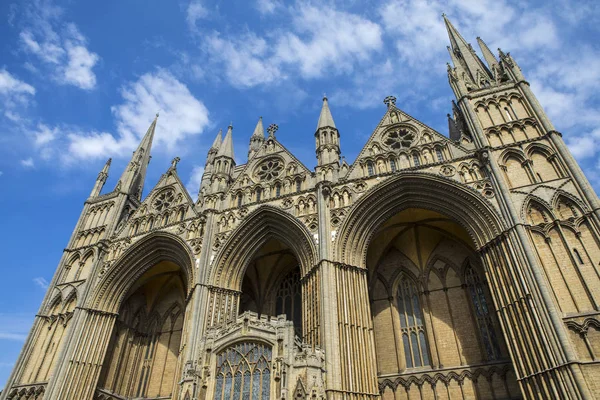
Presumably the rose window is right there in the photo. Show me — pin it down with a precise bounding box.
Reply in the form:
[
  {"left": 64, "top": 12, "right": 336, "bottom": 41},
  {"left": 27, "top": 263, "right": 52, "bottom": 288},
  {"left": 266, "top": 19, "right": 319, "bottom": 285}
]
[
  {"left": 256, "top": 159, "right": 283, "bottom": 181},
  {"left": 153, "top": 190, "right": 175, "bottom": 211},
  {"left": 384, "top": 128, "right": 415, "bottom": 149}
]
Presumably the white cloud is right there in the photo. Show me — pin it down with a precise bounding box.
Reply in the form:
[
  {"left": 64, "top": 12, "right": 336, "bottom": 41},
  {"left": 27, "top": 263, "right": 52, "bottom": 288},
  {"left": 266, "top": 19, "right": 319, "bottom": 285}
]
[
  {"left": 202, "top": 3, "right": 383, "bottom": 88},
  {"left": 33, "top": 277, "right": 49, "bottom": 290},
  {"left": 21, "top": 158, "right": 35, "bottom": 168},
  {"left": 206, "top": 33, "right": 282, "bottom": 88},
  {"left": 186, "top": 0, "right": 208, "bottom": 30},
  {"left": 255, "top": 0, "right": 282, "bottom": 15},
  {"left": 65, "top": 69, "right": 210, "bottom": 162},
  {"left": 0, "top": 69, "right": 36, "bottom": 119},
  {"left": 18, "top": 1, "right": 99, "bottom": 90},
  {"left": 32, "top": 123, "right": 59, "bottom": 146},
  {"left": 186, "top": 165, "right": 205, "bottom": 201},
  {"left": 274, "top": 4, "right": 383, "bottom": 78}
]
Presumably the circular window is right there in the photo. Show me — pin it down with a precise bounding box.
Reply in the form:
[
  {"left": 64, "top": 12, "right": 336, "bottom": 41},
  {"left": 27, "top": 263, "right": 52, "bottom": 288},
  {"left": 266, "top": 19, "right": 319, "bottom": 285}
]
[
  {"left": 256, "top": 159, "right": 284, "bottom": 181},
  {"left": 384, "top": 127, "right": 416, "bottom": 150},
  {"left": 153, "top": 189, "right": 175, "bottom": 211}
]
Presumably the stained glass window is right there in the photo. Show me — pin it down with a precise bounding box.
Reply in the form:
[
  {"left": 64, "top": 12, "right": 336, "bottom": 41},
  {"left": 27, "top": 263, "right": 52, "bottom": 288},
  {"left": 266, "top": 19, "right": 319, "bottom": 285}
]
[
  {"left": 397, "top": 275, "right": 430, "bottom": 368},
  {"left": 465, "top": 265, "right": 501, "bottom": 360},
  {"left": 214, "top": 342, "right": 272, "bottom": 400}
]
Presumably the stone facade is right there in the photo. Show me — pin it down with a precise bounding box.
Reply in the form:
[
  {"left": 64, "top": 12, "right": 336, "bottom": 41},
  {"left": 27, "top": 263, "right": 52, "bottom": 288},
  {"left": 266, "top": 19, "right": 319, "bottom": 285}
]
[{"left": 2, "top": 16, "right": 600, "bottom": 400}]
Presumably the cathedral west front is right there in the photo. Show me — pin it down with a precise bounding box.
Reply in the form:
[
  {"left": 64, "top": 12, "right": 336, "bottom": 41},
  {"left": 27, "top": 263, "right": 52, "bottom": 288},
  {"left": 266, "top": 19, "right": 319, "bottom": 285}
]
[{"left": 2, "top": 16, "right": 600, "bottom": 400}]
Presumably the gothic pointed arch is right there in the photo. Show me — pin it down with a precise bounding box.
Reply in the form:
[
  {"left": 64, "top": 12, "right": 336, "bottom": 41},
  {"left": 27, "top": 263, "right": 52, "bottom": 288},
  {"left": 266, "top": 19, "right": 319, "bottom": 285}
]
[
  {"left": 335, "top": 172, "right": 504, "bottom": 268},
  {"left": 90, "top": 231, "right": 195, "bottom": 313},
  {"left": 211, "top": 205, "right": 317, "bottom": 289}
]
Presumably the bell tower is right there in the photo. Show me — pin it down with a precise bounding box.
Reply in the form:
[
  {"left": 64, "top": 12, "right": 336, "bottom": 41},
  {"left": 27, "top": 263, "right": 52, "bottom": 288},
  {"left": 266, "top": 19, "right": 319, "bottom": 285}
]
[{"left": 445, "top": 15, "right": 599, "bottom": 398}]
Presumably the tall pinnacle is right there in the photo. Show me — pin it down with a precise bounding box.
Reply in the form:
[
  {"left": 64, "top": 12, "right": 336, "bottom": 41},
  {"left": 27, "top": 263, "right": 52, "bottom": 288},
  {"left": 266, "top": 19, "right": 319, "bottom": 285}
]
[
  {"left": 211, "top": 129, "right": 223, "bottom": 151},
  {"left": 217, "top": 124, "right": 235, "bottom": 160},
  {"left": 90, "top": 158, "right": 112, "bottom": 197},
  {"left": 317, "top": 96, "right": 336, "bottom": 130},
  {"left": 443, "top": 15, "right": 491, "bottom": 82},
  {"left": 252, "top": 117, "right": 265, "bottom": 139},
  {"left": 117, "top": 114, "right": 157, "bottom": 198},
  {"left": 476, "top": 37, "right": 499, "bottom": 71}
]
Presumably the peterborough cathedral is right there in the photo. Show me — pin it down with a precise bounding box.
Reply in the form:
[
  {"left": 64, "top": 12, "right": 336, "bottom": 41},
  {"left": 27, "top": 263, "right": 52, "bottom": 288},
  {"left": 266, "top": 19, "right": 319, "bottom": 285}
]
[{"left": 3, "top": 16, "right": 600, "bottom": 400}]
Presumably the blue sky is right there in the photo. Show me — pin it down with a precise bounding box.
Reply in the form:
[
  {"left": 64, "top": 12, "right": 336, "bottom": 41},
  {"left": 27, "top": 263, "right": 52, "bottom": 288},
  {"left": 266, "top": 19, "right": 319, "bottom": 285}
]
[{"left": 1, "top": 0, "right": 599, "bottom": 389}]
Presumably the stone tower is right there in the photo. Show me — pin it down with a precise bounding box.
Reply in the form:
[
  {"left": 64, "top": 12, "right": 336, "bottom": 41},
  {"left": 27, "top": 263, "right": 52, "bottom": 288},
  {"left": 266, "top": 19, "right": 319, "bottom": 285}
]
[{"left": 2, "top": 16, "right": 600, "bottom": 400}]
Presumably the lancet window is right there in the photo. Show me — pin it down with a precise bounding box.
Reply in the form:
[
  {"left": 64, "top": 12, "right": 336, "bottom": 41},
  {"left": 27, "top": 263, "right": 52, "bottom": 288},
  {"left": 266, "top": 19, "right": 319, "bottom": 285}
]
[
  {"left": 465, "top": 265, "right": 501, "bottom": 360},
  {"left": 397, "top": 275, "right": 430, "bottom": 368},
  {"left": 275, "top": 268, "right": 302, "bottom": 337},
  {"left": 367, "top": 161, "right": 375, "bottom": 176},
  {"left": 214, "top": 342, "right": 272, "bottom": 400}
]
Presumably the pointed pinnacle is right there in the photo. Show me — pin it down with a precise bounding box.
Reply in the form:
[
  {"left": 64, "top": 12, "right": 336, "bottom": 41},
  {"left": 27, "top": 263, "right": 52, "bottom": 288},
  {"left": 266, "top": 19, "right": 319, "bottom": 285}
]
[
  {"left": 211, "top": 129, "right": 222, "bottom": 150},
  {"left": 217, "top": 125, "right": 235, "bottom": 159},
  {"left": 252, "top": 116, "right": 265, "bottom": 139},
  {"left": 317, "top": 96, "right": 336, "bottom": 130}
]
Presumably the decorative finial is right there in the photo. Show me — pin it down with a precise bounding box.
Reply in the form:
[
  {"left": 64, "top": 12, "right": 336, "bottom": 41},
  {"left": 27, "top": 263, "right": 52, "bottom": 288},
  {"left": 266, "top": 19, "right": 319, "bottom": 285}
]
[
  {"left": 156, "top": 111, "right": 160, "bottom": 119},
  {"left": 323, "top": 92, "right": 327, "bottom": 100},
  {"left": 171, "top": 157, "right": 180, "bottom": 169},
  {"left": 267, "top": 123, "right": 278, "bottom": 138},
  {"left": 383, "top": 95, "right": 397, "bottom": 108}
]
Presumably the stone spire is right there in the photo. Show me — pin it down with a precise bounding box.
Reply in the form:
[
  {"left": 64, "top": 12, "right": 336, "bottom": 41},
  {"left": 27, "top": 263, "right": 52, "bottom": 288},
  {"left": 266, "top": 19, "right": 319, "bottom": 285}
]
[
  {"left": 211, "top": 124, "right": 235, "bottom": 193},
  {"left": 205, "top": 129, "right": 222, "bottom": 167},
  {"left": 443, "top": 15, "right": 491, "bottom": 85},
  {"left": 317, "top": 95, "right": 336, "bottom": 130},
  {"left": 217, "top": 124, "right": 235, "bottom": 160},
  {"left": 248, "top": 117, "right": 265, "bottom": 159},
  {"left": 90, "top": 158, "right": 111, "bottom": 197},
  {"left": 315, "top": 96, "right": 341, "bottom": 179},
  {"left": 476, "top": 37, "right": 499, "bottom": 72},
  {"left": 116, "top": 114, "right": 157, "bottom": 200}
]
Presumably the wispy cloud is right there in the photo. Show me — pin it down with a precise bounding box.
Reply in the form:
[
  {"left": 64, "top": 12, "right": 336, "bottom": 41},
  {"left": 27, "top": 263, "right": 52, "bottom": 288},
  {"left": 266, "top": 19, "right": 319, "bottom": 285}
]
[
  {"left": 0, "top": 68, "right": 36, "bottom": 120},
  {"left": 33, "top": 277, "right": 49, "bottom": 290},
  {"left": 18, "top": 0, "right": 99, "bottom": 90},
  {"left": 20, "top": 158, "right": 35, "bottom": 168}
]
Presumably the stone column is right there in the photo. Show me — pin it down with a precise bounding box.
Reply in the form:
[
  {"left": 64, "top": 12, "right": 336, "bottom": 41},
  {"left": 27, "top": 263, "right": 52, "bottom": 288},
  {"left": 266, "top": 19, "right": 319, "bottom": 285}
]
[{"left": 44, "top": 308, "right": 117, "bottom": 400}]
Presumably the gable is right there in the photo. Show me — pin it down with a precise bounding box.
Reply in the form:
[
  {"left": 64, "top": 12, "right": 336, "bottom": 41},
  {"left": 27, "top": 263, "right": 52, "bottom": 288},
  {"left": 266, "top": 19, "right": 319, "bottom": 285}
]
[
  {"left": 345, "top": 106, "right": 469, "bottom": 180},
  {"left": 115, "top": 167, "right": 197, "bottom": 239},
  {"left": 225, "top": 136, "right": 313, "bottom": 199}
]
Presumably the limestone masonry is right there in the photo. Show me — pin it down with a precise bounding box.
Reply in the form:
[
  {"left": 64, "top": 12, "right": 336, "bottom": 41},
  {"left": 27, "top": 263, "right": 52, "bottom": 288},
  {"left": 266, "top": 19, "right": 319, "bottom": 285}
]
[{"left": 3, "top": 16, "right": 600, "bottom": 400}]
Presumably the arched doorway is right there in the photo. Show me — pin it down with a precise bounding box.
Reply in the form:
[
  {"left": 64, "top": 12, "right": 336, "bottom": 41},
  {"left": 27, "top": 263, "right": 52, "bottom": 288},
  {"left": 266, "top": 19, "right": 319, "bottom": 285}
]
[
  {"left": 96, "top": 261, "right": 187, "bottom": 399},
  {"left": 368, "top": 208, "right": 519, "bottom": 398},
  {"left": 239, "top": 238, "right": 303, "bottom": 337},
  {"left": 332, "top": 173, "right": 537, "bottom": 399}
]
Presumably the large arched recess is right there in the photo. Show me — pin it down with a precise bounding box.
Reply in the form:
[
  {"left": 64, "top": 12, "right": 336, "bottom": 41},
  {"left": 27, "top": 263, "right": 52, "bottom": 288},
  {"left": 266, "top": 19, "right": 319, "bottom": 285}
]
[
  {"left": 211, "top": 205, "right": 318, "bottom": 290},
  {"left": 90, "top": 231, "right": 196, "bottom": 313},
  {"left": 336, "top": 172, "right": 506, "bottom": 268}
]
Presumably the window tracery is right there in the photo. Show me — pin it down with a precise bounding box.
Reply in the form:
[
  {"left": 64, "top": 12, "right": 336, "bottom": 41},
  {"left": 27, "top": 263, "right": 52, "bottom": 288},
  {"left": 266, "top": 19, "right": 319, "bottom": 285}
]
[
  {"left": 383, "top": 127, "right": 416, "bottom": 150},
  {"left": 465, "top": 265, "right": 501, "bottom": 360},
  {"left": 275, "top": 268, "right": 302, "bottom": 338},
  {"left": 214, "top": 342, "right": 272, "bottom": 400},
  {"left": 256, "top": 159, "right": 284, "bottom": 181},
  {"left": 397, "top": 275, "right": 430, "bottom": 368},
  {"left": 153, "top": 189, "right": 175, "bottom": 212}
]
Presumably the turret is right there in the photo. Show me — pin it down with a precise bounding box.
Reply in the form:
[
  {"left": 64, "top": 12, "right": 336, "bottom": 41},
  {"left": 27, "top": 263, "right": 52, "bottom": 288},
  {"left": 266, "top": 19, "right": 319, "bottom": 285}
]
[
  {"left": 198, "top": 129, "right": 223, "bottom": 201},
  {"left": 248, "top": 117, "right": 265, "bottom": 159},
  {"left": 315, "top": 96, "right": 341, "bottom": 181},
  {"left": 211, "top": 124, "right": 235, "bottom": 193},
  {"left": 115, "top": 114, "right": 157, "bottom": 200},
  {"left": 90, "top": 158, "right": 111, "bottom": 197}
]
